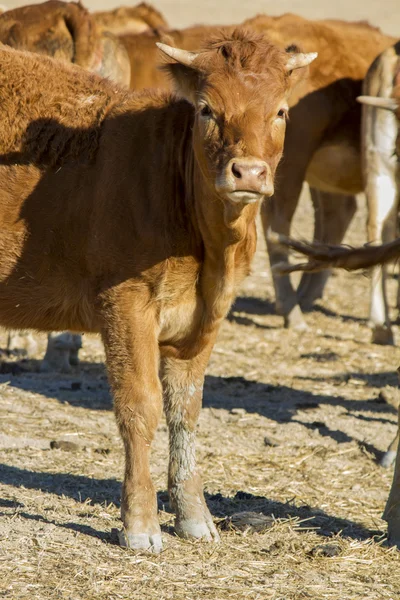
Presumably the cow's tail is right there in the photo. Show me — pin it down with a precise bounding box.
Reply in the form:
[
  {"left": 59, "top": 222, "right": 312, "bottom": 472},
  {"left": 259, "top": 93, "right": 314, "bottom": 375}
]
[{"left": 269, "top": 231, "right": 400, "bottom": 274}]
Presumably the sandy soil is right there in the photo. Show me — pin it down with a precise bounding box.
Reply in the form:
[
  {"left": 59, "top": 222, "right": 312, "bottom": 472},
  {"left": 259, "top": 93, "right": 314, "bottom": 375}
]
[{"left": 0, "top": 0, "right": 400, "bottom": 599}]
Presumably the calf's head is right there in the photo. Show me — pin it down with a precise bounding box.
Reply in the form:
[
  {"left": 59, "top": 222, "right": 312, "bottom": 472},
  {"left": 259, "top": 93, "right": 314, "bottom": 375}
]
[{"left": 158, "top": 29, "right": 317, "bottom": 205}]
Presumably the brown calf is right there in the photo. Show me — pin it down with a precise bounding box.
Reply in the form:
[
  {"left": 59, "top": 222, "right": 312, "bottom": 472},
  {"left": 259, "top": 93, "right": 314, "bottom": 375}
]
[
  {"left": 118, "top": 14, "right": 395, "bottom": 331},
  {"left": 0, "top": 32, "right": 316, "bottom": 551},
  {"left": 0, "top": 0, "right": 131, "bottom": 86}
]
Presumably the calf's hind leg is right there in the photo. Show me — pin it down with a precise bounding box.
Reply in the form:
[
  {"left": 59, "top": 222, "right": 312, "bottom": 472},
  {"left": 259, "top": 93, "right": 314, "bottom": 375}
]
[
  {"left": 162, "top": 352, "right": 220, "bottom": 542},
  {"left": 102, "top": 298, "right": 163, "bottom": 552}
]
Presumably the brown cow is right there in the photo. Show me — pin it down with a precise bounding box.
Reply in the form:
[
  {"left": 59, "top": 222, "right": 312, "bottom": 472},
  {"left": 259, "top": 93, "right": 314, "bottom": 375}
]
[
  {"left": 270, "top": 232, "right": 400, "bottom": 548},
  {"left": 0, "top": 0, "right": 131, "bottom": 86},
  {"left": 119, "top": 15, "right": 395, "bottom": 331},
  {"left": 0, "top": 31, "right": 316, "bottom": 551},
  {"left": 93, "top": 2, "right": 168, "bottom": 36},
  {"left": 0, "top": 0, "right": 132, "bottom": 368}
]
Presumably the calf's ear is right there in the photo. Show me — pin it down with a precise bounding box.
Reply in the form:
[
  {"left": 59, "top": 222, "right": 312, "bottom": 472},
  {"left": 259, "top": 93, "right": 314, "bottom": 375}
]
[{"left": 156, "top": 42, "right": 201, "bottom": 104}]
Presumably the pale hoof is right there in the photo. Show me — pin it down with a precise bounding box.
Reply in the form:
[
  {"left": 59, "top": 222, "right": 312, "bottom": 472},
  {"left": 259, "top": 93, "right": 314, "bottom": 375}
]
[
  {"left": 118, "top": 529, "right": 163, "bottom": 553},
  {"left": 175, "top": 517, "right": 220, "bottom": 542},
  {"left": 371, "top": 325, "right": 394, "bottom": 346},
  {"left": 380, "top": 450, "right": 397, "bottom": 468}
]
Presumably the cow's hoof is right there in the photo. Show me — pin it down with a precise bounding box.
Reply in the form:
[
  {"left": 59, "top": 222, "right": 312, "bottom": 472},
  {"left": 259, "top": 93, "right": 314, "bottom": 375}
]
[
  {"left": 118, "top": 529, "right": 163, "bottom": 553},
  {"left": 175, "top": 517, "right": 220, "bottom": 542},
  {"left": 283, "top": 305, "right": 308, "bottom": 331},
  {"left": 371, "top": 325, "right": 394, "bottom": 346},
  {"left": 387, "top": 519, "right": 400, "bottom": 549},
  {"left": 380, "top": 450, "right": 397, "bottom": 468}
]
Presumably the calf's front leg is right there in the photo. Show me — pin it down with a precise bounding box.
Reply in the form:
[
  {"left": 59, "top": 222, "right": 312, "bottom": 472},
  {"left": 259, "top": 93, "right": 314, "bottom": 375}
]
[
  {"left": 102, "top": 301, "right": 163, "bottom": 552},
  {"left": 162, "top": 352, "right": 220, "bottom": 542}
]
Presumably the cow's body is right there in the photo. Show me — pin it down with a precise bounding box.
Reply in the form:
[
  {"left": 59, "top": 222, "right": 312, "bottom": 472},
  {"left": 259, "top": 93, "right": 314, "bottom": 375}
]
[
  {"left": 0, "top": 32, "right": 314, "bottom": 551},
  {"left": 0, "top": 0, "right": 133, "bottom": 367},
  {"left": 94, "top": 2, "right": 168, "bottom": 36},
  {"left": 119, "top": 14, "right": 395, "bottom": 330}
]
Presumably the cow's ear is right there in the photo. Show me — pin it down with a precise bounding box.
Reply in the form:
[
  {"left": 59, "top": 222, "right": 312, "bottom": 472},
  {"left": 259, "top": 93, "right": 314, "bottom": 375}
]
[{"left": 156, "top": 42, "right": 201, "bottom": 104}]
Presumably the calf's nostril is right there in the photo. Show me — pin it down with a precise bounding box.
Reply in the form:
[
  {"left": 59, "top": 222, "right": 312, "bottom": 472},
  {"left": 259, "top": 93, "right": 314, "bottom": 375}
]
[{"left": 231, "top": 163, "right": 242, "bottom": 179}]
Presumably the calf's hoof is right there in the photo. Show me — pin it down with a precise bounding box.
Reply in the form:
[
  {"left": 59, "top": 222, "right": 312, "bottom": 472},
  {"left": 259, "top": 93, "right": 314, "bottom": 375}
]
[
  {"left": 283, "top": 305, "right": 308, "bottom": 331},
  {"left": 175, "top": 515, "right": 220, "bottom": 542},
  {"left": 118, "top": 529, "right": 163, "bottom": 553},
  {"left": 371, "top": 325, "right": 394, "bottom": 346},
  {"left": 380, "top": 450, "right": 397, "bottom": 468}
]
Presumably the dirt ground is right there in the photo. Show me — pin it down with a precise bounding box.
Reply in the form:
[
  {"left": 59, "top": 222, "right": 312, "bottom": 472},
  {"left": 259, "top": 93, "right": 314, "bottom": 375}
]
[{"left": 1, "top": 1, "right": 400, "bottom": 599}]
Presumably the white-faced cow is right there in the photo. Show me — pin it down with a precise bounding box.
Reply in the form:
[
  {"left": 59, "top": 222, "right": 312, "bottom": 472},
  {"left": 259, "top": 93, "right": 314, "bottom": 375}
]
[{"left": 0, "top": 31, "right": 316, "bottom": 551}]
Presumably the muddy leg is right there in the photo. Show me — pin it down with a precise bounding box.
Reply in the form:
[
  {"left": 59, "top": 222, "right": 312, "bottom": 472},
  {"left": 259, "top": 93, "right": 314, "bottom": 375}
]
[
  {"left": 162, "top": 352, "right": 219, "bottom": 542},
  {"left": 383, "top": 406, "right": 400, "bottom": 546},
  {"left": 102, "top": 299, "right": 163, "bottom": 552},
  {"left": 298, "top": 190, "right": 357, "bottom": 309}
]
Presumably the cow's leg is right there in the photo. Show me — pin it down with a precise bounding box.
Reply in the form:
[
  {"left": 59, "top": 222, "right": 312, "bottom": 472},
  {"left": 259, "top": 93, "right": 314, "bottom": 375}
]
[
  {"left": 362, "top": 55, "right": 399, "bottom": 345},
  {"left": 102, "top": 301, "right": 162, "bottom": 552},
  {"left": 262, "top": 189, "right": 307, "bottom": 330},
  {"left": 298, "top": 190, "right": 357, "bottom": 309},
  {"left": 383, "top": 406, "right": 400, "bottom": 546},
  {"left": 367, "top": 175, "right": 398, "bottom": 345},
  {"left": 381, "top": 431, "right": 399, "bottom": 468},
  {"left": 162, "top": 352, "right": 219, "bottom": 542},
  {"left": 40, "top": 332, "right": 83, "bottom": 372},
  {"left": 261, "top": 105, "right": 329, "bottom": 330},
  {"left": 68, "top": 334, "right": 83, "bottom": 366},
  {"left": 7, "top": 330, "right": 38, "bottom": 357}
]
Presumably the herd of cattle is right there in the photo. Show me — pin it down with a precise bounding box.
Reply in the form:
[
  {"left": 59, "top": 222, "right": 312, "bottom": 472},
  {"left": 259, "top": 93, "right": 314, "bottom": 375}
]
[{"left": 0, "top": 0, "right": 399, "bottom": 553}]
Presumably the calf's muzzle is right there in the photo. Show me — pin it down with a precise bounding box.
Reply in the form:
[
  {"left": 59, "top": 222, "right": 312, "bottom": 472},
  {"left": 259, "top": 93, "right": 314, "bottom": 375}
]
[{"left": 221, "top": 157, "right": 273, "bottom": 204}]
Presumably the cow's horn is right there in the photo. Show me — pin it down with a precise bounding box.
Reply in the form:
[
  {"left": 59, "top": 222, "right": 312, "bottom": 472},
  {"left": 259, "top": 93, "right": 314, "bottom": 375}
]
[
  {"left": 156, "top": 43, "right": 198, "bottom": 67},
  {"left": 285, "top": 52, "right": 318, "bottom": 72},
  {"left": 357, "top": 95, "right": 399, "bottom": 111}
]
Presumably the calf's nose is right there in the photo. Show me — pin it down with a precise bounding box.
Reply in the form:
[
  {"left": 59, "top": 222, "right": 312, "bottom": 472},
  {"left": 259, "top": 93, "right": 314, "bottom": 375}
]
[{"left": 231, "top": 160, "right": 269, "bottom": 192}]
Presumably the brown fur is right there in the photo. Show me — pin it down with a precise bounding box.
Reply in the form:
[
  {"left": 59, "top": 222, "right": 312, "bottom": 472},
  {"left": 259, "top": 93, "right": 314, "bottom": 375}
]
[
  {"left": 0, "top": 1, "right": 130, "bottom": 86},
  {"left": 94, "top": 2, "right": 168, "bottom": 36},
  {"left": 0, "top": 30, "right": 308, "bottom": 551}
]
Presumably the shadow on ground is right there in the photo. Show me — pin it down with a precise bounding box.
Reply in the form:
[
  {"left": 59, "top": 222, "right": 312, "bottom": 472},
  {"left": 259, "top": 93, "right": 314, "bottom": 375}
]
[{"left": 0, "top": 465, "right": 379, "bottom": 544}]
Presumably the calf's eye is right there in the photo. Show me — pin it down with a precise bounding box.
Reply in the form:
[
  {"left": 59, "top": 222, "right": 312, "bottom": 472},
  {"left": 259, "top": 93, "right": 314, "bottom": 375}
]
[
  {"left": 200, "top": 104, "right": 212, "bottom": 117},
  {"left": 277, "top": 108, "right": 287, "bottom": 119}
]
